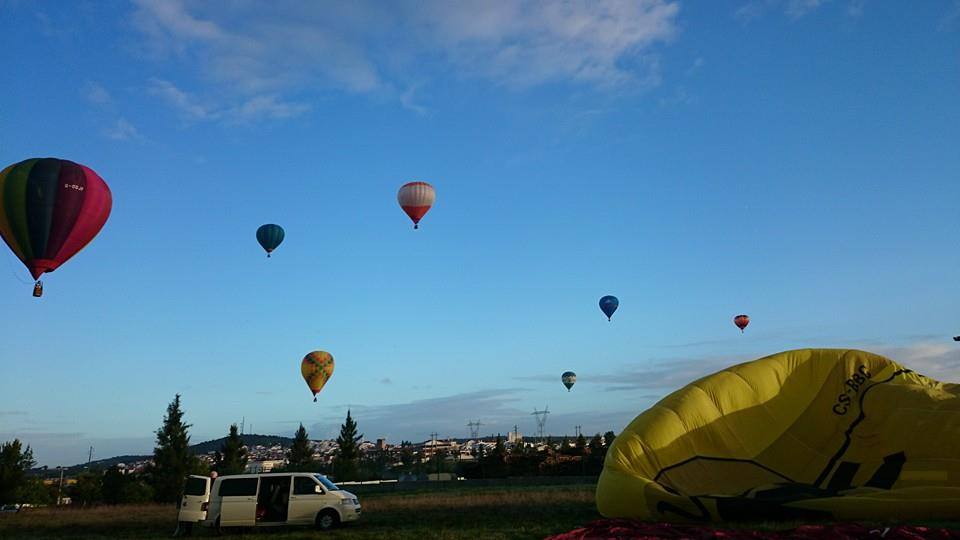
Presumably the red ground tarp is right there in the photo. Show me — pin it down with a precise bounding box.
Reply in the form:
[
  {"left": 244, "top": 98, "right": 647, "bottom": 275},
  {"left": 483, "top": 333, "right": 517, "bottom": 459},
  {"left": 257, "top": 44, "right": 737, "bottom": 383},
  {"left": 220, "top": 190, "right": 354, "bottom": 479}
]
[{"left": 546, "top": 519, "right": 960, "bottom": 540}]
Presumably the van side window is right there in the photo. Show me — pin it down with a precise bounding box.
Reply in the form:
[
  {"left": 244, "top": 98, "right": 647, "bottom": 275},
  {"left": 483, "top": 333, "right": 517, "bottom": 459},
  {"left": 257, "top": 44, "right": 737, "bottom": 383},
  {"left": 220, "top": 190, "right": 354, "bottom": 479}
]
[
  {"left": 218, "top": 478, "right": 258, "bottom": 497},
  {"left": 293, "top": 477, "right": 320, "bottom": 495}
]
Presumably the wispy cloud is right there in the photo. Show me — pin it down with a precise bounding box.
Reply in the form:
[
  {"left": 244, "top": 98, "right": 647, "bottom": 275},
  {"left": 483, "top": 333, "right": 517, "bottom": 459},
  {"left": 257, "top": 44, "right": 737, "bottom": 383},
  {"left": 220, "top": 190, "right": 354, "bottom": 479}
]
[
  {"left": 130, "top": 0, "right": 680, "bottom": 123},
  {"left": 147, "top": 78, "right": 216, "bottom": 121},
  {"left": 685, "top": 57, "right": 704, "bottom": 77},
  {"left": 409, "top": 0, "right": 678, "bottom": 89},
  {"left": 104, "top": 118, "right": 142, "bottom": 140},
  {"left": 873, "top": 341, "right": 960, "bottom": 382},
  {"left": 310, "top": 388, "right": 532, "bottom": 441},
  {"left": 786, "top": 0, "right": 830, "bottom": 18},
  {"left": 515, "top": 341, "right": 960, "bottom": 396},
  {"left": 940, "top": 1, "right": 960, "bottom": 31},
  {"left": 847, "top": 0, "right": 865, "bottom": 18},
  {"left": 379, "top": 378, "right": 393, "bottom": 385},
  {"left": 146, "top": 77, "right": 310, "bottom": 123},
  {"left": 735, "top": 0, "right": 834, "bottom": 22},
  {"left": 83, "top": 80, "right": 145, "bottom": 140},
  {"left": 83, "top": 81, "right": 112, "bottom": 105},
  {"left": 0, "top": 411, "right": 28, "bottom": 417}
]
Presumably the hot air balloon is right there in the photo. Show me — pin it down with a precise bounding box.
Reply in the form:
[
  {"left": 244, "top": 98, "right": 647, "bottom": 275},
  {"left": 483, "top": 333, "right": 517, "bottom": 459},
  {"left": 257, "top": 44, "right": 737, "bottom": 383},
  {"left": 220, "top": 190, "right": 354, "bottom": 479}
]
[
  {"left": 256, "top": 224, "right": 284, "bottom": 257},
  {"left": 301, "top": 351, "right": 335, "bottom": 402},
  {"left": 0, "top": 158, "right": 112, "bottom": 297},
  {"left": 397, "top": 181, "right": 435, "bottom": 229},
  {"left": 597, "top": 349, "right": 960, "bottom": 521},
  {"left": 562, "top": 371, "right": 577, "bottom": 392},
  {"left": 954, "top": 336, "right": 960, "bottom": 342},
  {"left": 734, "top": 314, "right": 750, "bottom": 333},
  {"left": 599, "top": 295, "right": 619, "bottom": 321}
]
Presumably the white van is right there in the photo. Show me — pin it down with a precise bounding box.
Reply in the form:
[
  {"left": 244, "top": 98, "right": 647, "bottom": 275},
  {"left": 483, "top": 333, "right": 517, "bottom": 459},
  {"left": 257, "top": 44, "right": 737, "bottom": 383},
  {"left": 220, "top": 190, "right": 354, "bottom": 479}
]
[{"left": 177, "top": 472, "right": 361, "bottom": 533}]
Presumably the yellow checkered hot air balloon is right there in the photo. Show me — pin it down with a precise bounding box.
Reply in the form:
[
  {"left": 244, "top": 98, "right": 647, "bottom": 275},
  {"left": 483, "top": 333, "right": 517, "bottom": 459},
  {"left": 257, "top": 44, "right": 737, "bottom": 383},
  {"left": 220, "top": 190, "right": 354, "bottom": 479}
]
[{"left": 301, "top": 351, "right": 334, "bottom": 402}]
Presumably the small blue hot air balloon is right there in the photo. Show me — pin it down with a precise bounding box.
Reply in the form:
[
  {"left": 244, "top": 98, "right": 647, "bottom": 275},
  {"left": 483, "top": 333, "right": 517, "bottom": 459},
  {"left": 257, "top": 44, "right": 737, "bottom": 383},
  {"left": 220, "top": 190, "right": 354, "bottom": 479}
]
[
  {"left": 256, "top": 224, "right": 285, "bottom": 258},
  {"left": 599, "top": 295, "right": 619, "bottom": 321}
]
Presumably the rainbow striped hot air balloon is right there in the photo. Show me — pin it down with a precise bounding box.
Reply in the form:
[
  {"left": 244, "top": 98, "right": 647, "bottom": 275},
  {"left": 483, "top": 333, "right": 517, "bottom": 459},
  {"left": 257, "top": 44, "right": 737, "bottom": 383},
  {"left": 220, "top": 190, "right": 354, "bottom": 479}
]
[
  {"left": 397, "top": 181, "right": 435, "bottom": 229},
  {"left": 301, "top": 351, "right": 335, "bottom": 402},
  {"left": 0, "top": 158, "right": 112, "bottom": 297}
]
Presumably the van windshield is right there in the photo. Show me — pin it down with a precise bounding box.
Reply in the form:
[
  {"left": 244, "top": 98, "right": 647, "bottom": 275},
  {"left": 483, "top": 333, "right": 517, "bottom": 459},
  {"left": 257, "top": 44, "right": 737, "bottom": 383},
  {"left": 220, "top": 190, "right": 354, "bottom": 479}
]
[
  {"left": 315, "top": 475, "right": 340, "bottom": 491},
  {"left": 184, "top": 477, "right": 208, "bottom": 496}
]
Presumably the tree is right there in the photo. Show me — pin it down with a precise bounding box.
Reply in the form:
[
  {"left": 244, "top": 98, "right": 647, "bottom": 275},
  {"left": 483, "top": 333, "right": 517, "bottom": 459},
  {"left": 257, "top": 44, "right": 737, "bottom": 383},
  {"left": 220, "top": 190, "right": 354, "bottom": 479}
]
[
  {"left": 479, "top": 434, "right": 508, "bottom": 478},
  {"left": 285, "top": 424, "right": 314, "bottom": 471},
  {"left": 70, "top": 471, "right": 102, "bottom": 506},
  {"left": 101, "top": 467, "right": 126, "bottom": 504},
  {"left": 0, "top": 439, "right": 35, "bottom": 504},
  {"left": 216, "top": 424, "right": 248, "bottom": 475},
  {"left": 333, "top": 410, "right": 362, "bottom": 481},
  {"left": 588, "top": 434, "right": 604, "bottom": 455},
  {"left": 603, "top": 431, "right": 616, "bottom": 449},
  {"left": 149, "top": 394, "right": 202, "bottom": 503},
  {"left": 399, "top": 441, "right": 415, "bottom": 469},
  {"left": 16, "top": 477, "right": 52, "bottom": 505}
]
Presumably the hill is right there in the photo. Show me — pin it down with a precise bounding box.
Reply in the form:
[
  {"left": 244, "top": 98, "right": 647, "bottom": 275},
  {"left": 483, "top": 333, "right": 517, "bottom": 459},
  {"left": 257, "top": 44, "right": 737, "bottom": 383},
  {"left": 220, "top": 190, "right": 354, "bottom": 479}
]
[
  {"left": 189, "top": 434, "right": 295, "bottom": 455},
  {"left": 31, "top": 434, "right": 296, "bottom": 477}
]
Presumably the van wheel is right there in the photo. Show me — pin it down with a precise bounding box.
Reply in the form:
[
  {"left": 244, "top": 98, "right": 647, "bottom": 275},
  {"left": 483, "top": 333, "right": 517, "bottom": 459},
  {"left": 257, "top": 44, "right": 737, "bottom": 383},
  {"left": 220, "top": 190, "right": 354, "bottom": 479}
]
[{"left": 315, "top": 509, "right": 340, "bottom": 531}]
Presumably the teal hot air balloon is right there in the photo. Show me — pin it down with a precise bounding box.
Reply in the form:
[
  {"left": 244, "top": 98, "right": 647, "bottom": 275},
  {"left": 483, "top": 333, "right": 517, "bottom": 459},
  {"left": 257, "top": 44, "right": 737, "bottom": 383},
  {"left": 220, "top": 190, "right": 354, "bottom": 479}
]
[
  {"left": 256, "top": 224, "right": 284, "bottom": 257},
  {"left": 599, "top": 295, "right": 619, "bottom": 321},
  {"left": 562, "top": 371, "right": 577, "bottom": 392}
]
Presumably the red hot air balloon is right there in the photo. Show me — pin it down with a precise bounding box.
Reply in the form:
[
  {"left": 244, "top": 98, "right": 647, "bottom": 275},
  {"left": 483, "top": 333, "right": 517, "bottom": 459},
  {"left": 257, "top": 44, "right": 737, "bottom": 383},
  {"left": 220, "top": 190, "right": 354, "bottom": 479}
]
[
  {"left": 0, "top": 158, "right": 112, "bottom": 297},
  {"left": 397, "top": 181, "right": 435, "bottom": 229},
  {"left": 734, "top": 314, "right": 750, "bottom": 333}
]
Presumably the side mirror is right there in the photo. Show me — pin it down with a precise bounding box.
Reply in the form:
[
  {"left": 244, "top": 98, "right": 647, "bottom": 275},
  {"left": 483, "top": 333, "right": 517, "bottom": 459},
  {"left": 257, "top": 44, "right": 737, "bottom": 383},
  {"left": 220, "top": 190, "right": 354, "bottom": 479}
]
[{"left": 315, "top": 485, "right": 324, "bottom": 494}]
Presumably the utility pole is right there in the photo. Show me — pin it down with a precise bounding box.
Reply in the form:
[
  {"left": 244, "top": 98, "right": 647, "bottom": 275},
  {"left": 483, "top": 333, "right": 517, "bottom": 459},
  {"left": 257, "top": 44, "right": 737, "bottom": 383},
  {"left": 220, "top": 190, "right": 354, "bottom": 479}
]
[
  {"left": 56, "top": 467, "right": 64, "bottom": 505},
  {"left": 87, "top": 446, "right": 93, "bottom": 466},
  {"left": 430, "top": 432, "right": 440, "bottom": 481},
  {"left": 575, "top": 425, "right": 582, "bottom": 437},
  {"left": 240, "top": 416, "right": 245, "bottom": 435}
]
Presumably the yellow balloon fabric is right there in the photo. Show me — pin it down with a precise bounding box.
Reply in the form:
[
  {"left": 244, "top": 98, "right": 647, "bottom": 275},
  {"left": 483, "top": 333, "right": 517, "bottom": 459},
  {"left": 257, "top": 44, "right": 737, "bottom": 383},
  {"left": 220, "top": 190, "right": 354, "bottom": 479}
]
[
  {"left": 597, "top": 349, "right": 960, "bottom": 521},
  {"left": 301, "top": 351, "right": 334, "bottom": 399}
]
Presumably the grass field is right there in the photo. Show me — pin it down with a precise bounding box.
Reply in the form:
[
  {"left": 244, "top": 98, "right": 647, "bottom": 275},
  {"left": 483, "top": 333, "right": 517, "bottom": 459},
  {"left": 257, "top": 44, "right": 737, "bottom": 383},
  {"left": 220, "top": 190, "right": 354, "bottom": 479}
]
[{"left": 0, "top": 485, "right": 598, "bottom": 540}]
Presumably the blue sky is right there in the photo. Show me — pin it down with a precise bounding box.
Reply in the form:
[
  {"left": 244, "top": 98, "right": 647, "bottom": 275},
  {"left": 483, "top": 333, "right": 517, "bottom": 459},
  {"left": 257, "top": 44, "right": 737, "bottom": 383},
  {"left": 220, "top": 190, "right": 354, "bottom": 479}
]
[{"left": 1, "top": 0, "right": 958, "bottom": 467}]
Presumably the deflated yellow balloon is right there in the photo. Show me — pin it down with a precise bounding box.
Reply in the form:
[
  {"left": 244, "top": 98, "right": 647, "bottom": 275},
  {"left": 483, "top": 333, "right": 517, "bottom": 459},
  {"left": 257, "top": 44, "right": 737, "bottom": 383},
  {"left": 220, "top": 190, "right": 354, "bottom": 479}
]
[
  {"left": 301, "top": 351, "right": 334, "bottom": 402},
  {"left": 597, "top": 349, "right": 960, "bottom": 521}
]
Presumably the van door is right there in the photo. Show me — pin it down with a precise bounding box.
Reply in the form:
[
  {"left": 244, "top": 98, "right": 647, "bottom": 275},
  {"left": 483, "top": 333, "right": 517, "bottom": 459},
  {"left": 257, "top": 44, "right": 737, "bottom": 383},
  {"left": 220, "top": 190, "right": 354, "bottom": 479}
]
[
  {"left": 287, "top": 475, "right": 327, "bottom": 525},
  {"left": 217, "top": 477, "right": 259, "bottom": 526},
  {"left": 256, "top": 475, "right": 291, "bottom": 524},
  {"left": 178, "top": 475, "right": 210, "bottom": 523}
]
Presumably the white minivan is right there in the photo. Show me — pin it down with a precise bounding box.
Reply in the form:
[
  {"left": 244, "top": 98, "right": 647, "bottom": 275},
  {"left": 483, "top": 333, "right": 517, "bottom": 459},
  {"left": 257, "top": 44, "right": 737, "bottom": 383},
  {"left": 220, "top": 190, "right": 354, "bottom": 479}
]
[{"left": 177, "top": 472, "right": 361, "bottom": 533}]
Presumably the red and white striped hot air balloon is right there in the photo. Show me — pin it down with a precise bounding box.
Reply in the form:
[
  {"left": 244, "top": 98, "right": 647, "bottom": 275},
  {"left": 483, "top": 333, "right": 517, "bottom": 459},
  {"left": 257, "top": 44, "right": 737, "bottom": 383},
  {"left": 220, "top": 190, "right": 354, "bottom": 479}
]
[{"left": 397, "top": 181, "right": 435, "bottom": 229}]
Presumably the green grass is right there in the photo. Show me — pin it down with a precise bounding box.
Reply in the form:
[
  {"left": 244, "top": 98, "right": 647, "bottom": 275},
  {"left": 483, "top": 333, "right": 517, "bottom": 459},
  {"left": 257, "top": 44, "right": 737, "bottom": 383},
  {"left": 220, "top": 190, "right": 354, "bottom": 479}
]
[{"left": 0, "top": 485, "right": 600, "bottom": 540}]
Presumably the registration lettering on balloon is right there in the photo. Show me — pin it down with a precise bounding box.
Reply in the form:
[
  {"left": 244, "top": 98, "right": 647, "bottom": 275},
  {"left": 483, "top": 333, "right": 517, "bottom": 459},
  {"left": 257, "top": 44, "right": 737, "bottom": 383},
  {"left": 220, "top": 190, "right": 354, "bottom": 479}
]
[{"left": 832, "top": 365, "right": 872, "bottom": 416}]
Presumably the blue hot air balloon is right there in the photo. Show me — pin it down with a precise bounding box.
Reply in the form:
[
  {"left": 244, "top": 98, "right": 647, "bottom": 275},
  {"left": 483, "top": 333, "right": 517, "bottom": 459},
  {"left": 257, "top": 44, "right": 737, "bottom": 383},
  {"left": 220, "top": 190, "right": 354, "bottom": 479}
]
[
  {"left": 256, "top": 224, "right": 285, "bottom": 257},
  {"left": 599, "top": 295, "right": 619, "bottom": 321}
]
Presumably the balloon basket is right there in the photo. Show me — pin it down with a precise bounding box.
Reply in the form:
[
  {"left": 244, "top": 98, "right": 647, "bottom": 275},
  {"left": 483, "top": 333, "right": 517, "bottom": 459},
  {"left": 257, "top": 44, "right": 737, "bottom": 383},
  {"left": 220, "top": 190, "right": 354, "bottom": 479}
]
[{"left": 32, "top": 281, "right": 43, "bottom": 298}]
